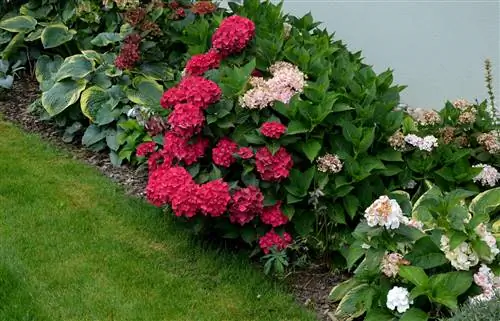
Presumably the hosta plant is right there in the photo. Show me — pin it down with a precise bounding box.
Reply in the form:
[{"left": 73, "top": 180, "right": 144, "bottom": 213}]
[
  {"left": 330, "top": 184, "right": 500, "bottom": 320},
  {"left": 140, "top": 0, "right": 409, "bottom": 262}
]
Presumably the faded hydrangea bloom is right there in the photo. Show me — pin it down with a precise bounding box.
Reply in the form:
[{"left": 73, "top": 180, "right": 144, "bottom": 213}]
[
  {"left": 440, "top": 126, "right": 455, "bottom": 144},
  {"left": 475, "top": 223, "right": 500, "bottom": 261},
  {"left": 472, "top": 264, "right": 500, "bottom": 302},
  {"left": 458, "top": 111, "right": 477, "bottom": 125},
  {"left": 453, "top": 98, "right": 472, "bottom": 111},
  {"left": 386, "top": 286, "right": 412, "bottom": 313},
  {"left": 473, "top": 164, "right": 500, "bottom": 187},
  {"left": 408, "top": 108, "right": 441, "bottom": 126},
  {"left": 283, "top": 22, "right": 292, "bottom": 39},
  {"left": 316, "top": 154, "right": 342, "bottom": 174},
  {"left": 440, "top": 235, "right": 479, "bottom": 271},
  {"left": 388, "top": 131, "right": 406, "bottom": 151},
  {"left": 477, "top": 132, "right": 500, "bottom": 154},
  {"left": 381, "top": 253, "right": 410, "bottom": 278},
  {"left": 364, "top": 196, "right": 404, "bottom": 229}
]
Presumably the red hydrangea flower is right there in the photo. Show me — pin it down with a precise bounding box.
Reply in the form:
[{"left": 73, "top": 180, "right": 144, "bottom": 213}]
[
  {"left": 160, "top": 76, "right": 221, "bottom": 109},
  {"left": 198, "top": 179, "right": 231, "bottom": 217},
  {"left": 175, "top": 8, "right": 185, "bottom": 18},
  {"left": 260, "top": 122, "right": 287, "bottom": 139},
  {"left": 115, "top": 34, "right": 141, "bottom": 70},
  {"left": 211, "top": 15, "right": 255, "bottom": 57},
  {"left": 168, "top": 103, "right": 205, "bottom": 137},
  {"left": 212, "top": 138, "right": 238, "bottom": 167},
  {"left": 191, "top": 1, "right": 217, "bottom": 15},
  {"left": 259, "top": 229, "right": 292, "bottom": 254},
  {"left": 260, "top": 202, "right": 289, "bottom": 227},
  {"left": 146, "top": 166, "right": 193, "bottom": 207},
  {"left": 171, "top": 182, "right": 200, "bottom": 218},
  {"left": 255, "top": 147, "right": 293, "bottom": 181},
  {"left": 229, "top": 186, "right": 264, "bottom": 225},
  {"left": 185, "top": 50, "right": 221, "bottom": 76},
  {"left": 163, "top": 132, "right": 208, "bottom": 165},
  {"left": 136, "top": 141, "right": 156, "bottom": 157},
  {"left": 147, "top": 150, "right": 173, "bottom": 172},
  {"left": 237, "top": 147, "right": 253, "bottom": 159}
]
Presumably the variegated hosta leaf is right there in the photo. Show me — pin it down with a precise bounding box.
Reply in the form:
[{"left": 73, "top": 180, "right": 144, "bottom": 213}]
[
  {"left": 54, "top": 55, "right": 94, "bottom": 82},
  {"left": 0, "top": 16, "right": 37, "bottom": 33},
  {"left": 41, "top": 79, "right": 87, "bottom": 116},
  {"left": 35, "top": 55, "right": 64, "bottom": 91},
  {"left": 41, "top": 23, "right": 76, "bottom": 49},
  {"left": 1, "top": 33, "right": 24, "bottom": 60},
  {"left": 125, "top": 76, "right": 163, "bottom": 108},
  {"left": 80, "top": 86, "right": 119, "bottom": 121}
]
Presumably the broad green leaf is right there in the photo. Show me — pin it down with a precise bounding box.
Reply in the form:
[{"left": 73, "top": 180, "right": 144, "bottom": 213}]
[
  {"left": 329, "top": 279, "right": 360, "bottom": 302},
  {"left": 358, "top": 127, "right": 375, "bottom": 153},
  {"left": 469, "top": 187, "right": 500, "bottom": 217},
  {"left": 41, "top": 24, "right": 75, "bottom": 49},
  {"left": 286, "top": 119, "right": 309, "bottom": 135},
  {"left": 341, "top": 122, "right": 362, "bottom": 144},
  {"left": 41, "top": 79, "right": 87, "bottom": 116},
  {"left": 387, "top": 190, "right": 411, "bottom": 214},
  {"left": 398, "top": 266, "right": 429, "bottom": 288},
  {"left": 125, "top": 76, "right": 163, "bottom": 108},
  {"left": 343, "top": 194, "right": 360, "bottom": 219},
  {"left": 471, "top": 239, "right": 492, "bottom": 261},
  {"left": 345, "top": 240, "right": 365, "bottom": 269},
  {"left": 448, "top": 231, "right": 468, "bottom": 250},
  {"left": 334, "top": 284, "right": 372, "bottom": 320},
  {"left": 25, "top": 28, "right": 42, "bottom": 41},
  {"left": 300, "top": 139, "right": 322, "bottom": 162},
  {"left": 378, "top": 149, "right": 403, "bottom": 162},
  {"left": 55, "top": 55, "right": 94, "bottom": 82},
  {"left": 82, "top": 124, "right": 106, "bottom": 146},
  {"left": 284, "top": 167, "right": 315, "bottom": 198},
  {"left": 430, "top": 271, "right": 472, "bottom": 300},
  {"left": 80, "top": 86, "right": 118, "bottom": 121},
  {"left": 90, "top": 32, "right": 122, "bottom": 46},
  {"left": 400, "top": 308, "right": 428, "bottom": 321},
  {"left": 405, "top": 236, "right": 447, "bottom": 269},
  {"left": 0, "top": 16, "right": 37, "bottom": 33},
  {"left": 1, "top": 32, "right": 24, "bottom": 60},
  {"left": 35, "top": 55, "right": 63, "bottom": 91}
]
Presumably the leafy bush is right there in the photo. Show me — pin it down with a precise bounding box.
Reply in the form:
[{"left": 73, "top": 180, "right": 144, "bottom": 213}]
[
  {"left": 330, "top": 185, "right": 500, "bottom": 320},
  {"left": 447, "top": 291, "right": 500, "bottom": 321}
]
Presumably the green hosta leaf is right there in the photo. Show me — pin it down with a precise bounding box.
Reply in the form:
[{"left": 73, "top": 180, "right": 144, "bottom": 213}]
[
  {"left": 35, "top": 55, "right": 63, "bottom": 91},
  {"left": 41, "top": 24, "right": 75, "bottom": 49},
  {"left": 398, "top": 266, "right": 429, "bottom": 288},
  {"left": 55, "top": 55, "right": 94, "bottom": 82},
  {"left": 125, "top": 76, "right": 163, "bottom": 108},
  {"left": 1, "top": 32, "right": 24, "bottom": 60},
  {"left": 329, "top": 279, "right": 360, "bottom": 302},
  {"left": 90, "top": 32, "right": 123, "bottom": 47},
  {"left": 334, "top": 284, "right": 374, "bottom": 321},
  {"left": 300, "top": 139, "right": 322, "bottom": 162},
  {"left": 400, "top": 308, "right": 428, "bottom": 321},
  {"left": 0, "top": 16, "right": 37, "bottom": 33},
  {"left": 25, "top": 28, "right": 42, "bottom": 41},
  {"left": 469, "top": 187, "right": 500, "bottom": 217},
  {"left": 345, "top": 240, "right": 365, "bottom": 269},
  {"left": 82, "top": 124, "right": 106, "bottom": 146},
  {"left": 80, "top": 86, "right": 118, "bottom": 121},
  {"left": 0, "top": 75, "right": 13, "bottom": 88},
  {"left": 41, "top": 79, "right": 87, "bottom": 116}
]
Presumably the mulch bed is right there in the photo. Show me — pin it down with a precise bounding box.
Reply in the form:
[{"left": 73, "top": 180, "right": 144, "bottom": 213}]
[{"left": 0, "top": 76, "right": 342, "bottom": 321}]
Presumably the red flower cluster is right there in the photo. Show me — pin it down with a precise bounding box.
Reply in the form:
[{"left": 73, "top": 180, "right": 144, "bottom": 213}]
[
  {"left": 171, "top": 182, "right": 199, "bottom": 217},
  {"left": 161, "top": 76, "right": 221, "bottom": 109},
  {"left": 185, "top": 50, "right": 222, "bottom": 76},
  {"left": 136, "top": 142, "right": 156, "bottom": 157},
  {"left": 146, "top": 166, "right": 193, "bottom": 207},
  {"left": 191, "top": 1, "right": 217, "bottom": 15},
  {"left": 175, "top": 8, "right": 186, "bottom": 18},
  {"left": 115, "top": 34, "right": 141, "bottom": 70},
  {"left": 198, "top": 179, "right": 231, "bottom": 217},
  {"left": 163, "top": 132, "right": 208, "bottom": 165},
  {"left": 260, "top": 122, "right": 287, "bottom": 139},
  {"left": 168, "top": 103, "right": 205, "bottom": 137},
  {"left": 260, "top": 202, "right": 289, "bottom": 227},
  {"left": 255, "top": 147, "right": 293, "bottom": 181},
  {"left": 211, "top": 16, "right": 256, "bottom": 57},
  {"left": 237, "top": 147, "right": 253, "bottom": 159},
  {"left": 229, "top": 186, "right": 264, "bottom": 225},
  {"left": 212, "top": 138, "right": 238, "bottom": 167},
  {"left": 259, "top": 230, "right": 292, "bottom": 254}
]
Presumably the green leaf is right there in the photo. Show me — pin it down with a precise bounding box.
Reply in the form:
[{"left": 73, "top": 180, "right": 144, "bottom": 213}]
[
  {"left": 400, "top": 308, "right": 428, "bottom": 321},
  {"left": 469, "top": 187, "right": 500, "bottom": 217},
  {"left": 125, "top": 76, "right": 163, "bottom": 108},
  {"left": 286, "top": 120, "right": 309, "bottom": 135},
  {"left": 41, "top": 24, "right": 75, "bottom": 49},
  {"left": 80, "top": 86, "right": 118, "bottom": 121},
  {"left": 285, "top": 167, "right": 315, "bottom": 198},
  {"left": 430, "top": 271, "right": 472, "bottom": 308},
  {"left": 378, "top": 149, "right": 403, "bottom": 162},
  {"left": 90, "top": 32, "right": 122, "bottom": 47},
  {"left": 35, "top": 55, "right": 63, "bottom": 91},
  {"left": 55, "top": 55, "right": 94, "bottom": 82},
  {"left": 365, "top": 309, "right": 396, "bottom": 321},
  {"left": 448, "top": 231, "right": 468, "bottom": 250},
  {"left": 82, "top": 124, "right": 106, "bottom": 146},
  {"left": 1, "top": 32, "right": 24, "bottom": 60},
  {"left": 398, "top": 266, "right": 429, "bottom": 288},
  {"left": 0, "top": 16, "right": 37, "bottom": 33},
  {"left": 334, "top": 284, "right": 373, "bottom": 320},
  {"left": 358, "top": 127, "right": 375, "bottom": 153},
  {"left": 341, "top": 122, "right": 362, "bottom": 144},
  {"left": 300, "top": 139, "right": 322, "bottom": 162},
  {"left": 345, "top": 241, "right": 365, "bottom": 269},
  {"left": 471, "top": 239, "right": 492, "bottom": 261},
  {"left": 41, "top": 79, "right": 87, "bottom": 116},
  {"left": 405, "top": 236, "right": 447, "bottom": 269},
  {"left": 343, "top": 194, "right": 360, "bottom": 219},
  {"left": 329, "top": 279, "right": 360, "bottom": 302}
]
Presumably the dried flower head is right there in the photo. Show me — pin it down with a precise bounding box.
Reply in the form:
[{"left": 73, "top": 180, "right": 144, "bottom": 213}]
[
  {"left": 317, "top": 154, "right": 343, "bottom": 174},
  {"left": 453, "top": 98, "right": 472, "bottom": 111},
  {"left": 440, "top": 126, "right": 456, "bottom": 144},
  {"left": 478, "top": 132, "right": 500, "bottom": 154},
  {"left": 381, "top": 253, "right": 410, "bottom": 278},
  {"left": 458, "top": 111, "right": 477, "bottom": 125},
  {"left": 388, "top": 131, "right": 406, "bottom": 150}
]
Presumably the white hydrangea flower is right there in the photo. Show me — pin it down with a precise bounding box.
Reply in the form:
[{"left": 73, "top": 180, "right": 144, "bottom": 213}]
[
  {"left": 471, "top": 264, "right": 500, "bottom": 302},
  {"left": 403, "top": 180, "right": 417, "bottom": 189},
  {"left": 475, "top": 223, "right": 500, "bottom": 261},
  {"left": 386, "top": 286, "right": 412, "bottom": 313},
  {"left": 440, "top": 235, "right": 479, "bottom": 270},
  {"left": 364, "top": 196, "right": 404, "bottom": 229},
  {"left": 473, "top": 164, "right": 500, "bottom": 187},
  {"left": 404, "top": 134, "right": 438, "bottom": 152}
]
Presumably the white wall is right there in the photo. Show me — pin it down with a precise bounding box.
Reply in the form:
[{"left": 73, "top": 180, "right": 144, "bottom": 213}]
[{"left": 223, "top": 0, "right": 500, "bottom": 109}]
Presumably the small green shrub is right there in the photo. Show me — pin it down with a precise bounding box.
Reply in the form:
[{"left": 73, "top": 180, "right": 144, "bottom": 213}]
[{"left": 448, "top": 292, "right": 500, "bottom": 321}]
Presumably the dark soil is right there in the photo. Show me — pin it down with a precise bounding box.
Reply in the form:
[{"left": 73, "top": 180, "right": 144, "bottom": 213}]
[{"left": 0, "top": 77, "right": 342, "bottom": 321}]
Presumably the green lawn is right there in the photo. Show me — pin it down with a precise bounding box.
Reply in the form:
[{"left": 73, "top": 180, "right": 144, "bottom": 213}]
[{"left": 0, "top": 120, "right": 316, "bottom": 321}]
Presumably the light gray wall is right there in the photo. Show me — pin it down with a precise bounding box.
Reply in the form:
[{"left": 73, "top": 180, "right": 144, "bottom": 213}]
[{"left": 222, "top": 0, "right": 500, "bottom": 109}]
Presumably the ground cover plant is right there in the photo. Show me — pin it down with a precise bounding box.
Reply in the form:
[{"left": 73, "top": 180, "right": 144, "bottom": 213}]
[{"left": 0, "top": 118, "right": 316, "bottom": 321}]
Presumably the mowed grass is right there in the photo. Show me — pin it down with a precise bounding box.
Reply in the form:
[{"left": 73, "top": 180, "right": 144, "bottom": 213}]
[{"left": 0, "top": 120, "right": 316, "bottom": 321}]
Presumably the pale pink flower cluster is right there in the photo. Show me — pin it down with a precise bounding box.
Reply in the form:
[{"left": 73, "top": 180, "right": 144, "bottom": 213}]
[
  {"left": 364, "top": 196, "right": 405, "bottom": 229},
  {"left": 440, "top": 235, "right": 479, "bottom": 270},
  {"left": 453, "top": 98, "right": 472, "bottom": 111},
  {"left": 471, "top": 264, "right": 500, "bottom": 302},
  {"left": 475, "top": 223, "right": 500, "bottom": 261},
  {"left": 477, "top": 132, "right": 500, "bottom": 154},
  {"left": 404, "top": 134, "right": 438, "bottom": 152},
  {"left": 316, "top": 153, "right": 343, "bottom": 174},
  {"left": 473, "top": 164, "right": 500, "bottom": 187},
  {"left": 239, "top": 61, "right": 306, "bottom": 109},
  {"left": 408, "top": 108, "right": 441, "bottom": 126},
  {"left": 381, "top": 253, "right": 410, "bottom": 278},
  {"left": 402, "top": 217, "right": 424, "bottom": 231}
]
